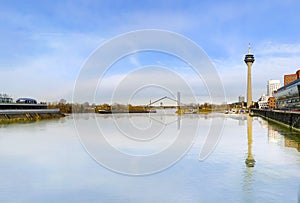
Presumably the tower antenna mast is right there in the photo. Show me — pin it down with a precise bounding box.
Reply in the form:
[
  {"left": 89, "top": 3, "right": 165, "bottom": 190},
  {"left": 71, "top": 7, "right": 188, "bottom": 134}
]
[{"left": 248, "top": 42, "right": 251, "bottom": 54}]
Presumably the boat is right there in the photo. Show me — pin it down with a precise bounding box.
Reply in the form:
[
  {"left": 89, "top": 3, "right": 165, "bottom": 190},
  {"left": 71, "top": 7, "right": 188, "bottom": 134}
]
[{"left": 98, "top": 110, "right": 113, "bottom": 114}]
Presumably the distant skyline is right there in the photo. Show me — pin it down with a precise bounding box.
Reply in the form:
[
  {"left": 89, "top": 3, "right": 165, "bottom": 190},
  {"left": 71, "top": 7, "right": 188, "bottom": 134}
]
[{"left": 1, "top": 0, "right": 300, "bottom": 104}]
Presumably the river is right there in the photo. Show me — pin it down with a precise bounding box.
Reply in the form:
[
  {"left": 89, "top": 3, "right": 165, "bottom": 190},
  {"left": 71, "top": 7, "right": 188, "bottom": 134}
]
[{"left": 0, "top": 113, "right": 299, "bottom": 202}]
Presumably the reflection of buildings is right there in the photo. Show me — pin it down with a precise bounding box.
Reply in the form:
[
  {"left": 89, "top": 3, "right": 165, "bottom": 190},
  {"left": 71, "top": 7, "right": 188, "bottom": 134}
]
[
  {"left": 265, "top": 119, "right": 300, "bottom": 152},
  {"left": 257, "top": 117, "right": 269, "bottom": 129},
  {"left": 268, "top": 125, "right": 283, "bottom": 144},
  {"left": 239, "top": 119, "right": 245, "bottom": 126},
  {"left": 245, "top": 115, "right": 255, "bottom": 167},
  {"left": 284, "top": 137, "right": 300, "bottom": 152}
]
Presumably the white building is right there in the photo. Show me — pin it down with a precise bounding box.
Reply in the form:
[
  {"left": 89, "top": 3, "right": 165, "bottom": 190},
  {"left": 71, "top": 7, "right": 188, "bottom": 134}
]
[
  {"left": 258, "top": 94, "right": 270, "bottom": 109},
  {"left": 267, "top": 80, "right": 281, "bottom": 96}
]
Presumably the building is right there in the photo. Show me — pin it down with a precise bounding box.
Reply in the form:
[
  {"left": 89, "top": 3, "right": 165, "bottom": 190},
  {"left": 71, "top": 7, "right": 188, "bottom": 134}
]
[
  {"left": 0, "top": 94, "right": 13, "bottom": 103},
  {"left": 284, "top": 73, "right": 297, "bottom": 86},
  {"left": 268, "top": 97, "right": 275, "bottom": 109},
  {"left": 238, "top": 96, "right": 245, "bottom": 103},
  {"left": 273, "top": 69, "right": 300, "bottom": 109},
  {"left": 284, "top": 69, "right": 300, "bottom": 86},
  {"left": 267, "top": 80, "right": 281, "bottom": 96},
  {"left": 274, "top": 78, "right": 300, "bottom": 109},
  {"left": 258, "top": 94, "right": 270, "bottom": 109}
]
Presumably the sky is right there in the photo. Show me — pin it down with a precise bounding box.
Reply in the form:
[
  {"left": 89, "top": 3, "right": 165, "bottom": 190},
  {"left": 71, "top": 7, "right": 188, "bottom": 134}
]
[{"left": 1, "top": 0, "right": 300, "bottom": 104}]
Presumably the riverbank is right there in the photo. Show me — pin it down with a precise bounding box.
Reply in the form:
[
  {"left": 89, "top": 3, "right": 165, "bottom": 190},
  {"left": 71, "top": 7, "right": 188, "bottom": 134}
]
[
  {"left": 0, "top": 109, "right": 65, "bottom": 124},
  {"left": 251, "top": 109, "right": 300, "bottom": 131}
]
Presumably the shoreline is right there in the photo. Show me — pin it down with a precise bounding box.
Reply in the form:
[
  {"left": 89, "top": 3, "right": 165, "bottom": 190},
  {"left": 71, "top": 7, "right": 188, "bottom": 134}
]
[
  {"left": 251, "top": 109, "right": 300, "bottom": 132},
  {"left": 0, "top": 109, "right": 65, "bottom": 124}
]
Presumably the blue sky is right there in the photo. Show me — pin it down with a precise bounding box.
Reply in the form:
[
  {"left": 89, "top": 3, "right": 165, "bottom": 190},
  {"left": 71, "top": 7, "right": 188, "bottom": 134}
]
[{"left": 1, "top": 0, "right": 300, "bottom": 104}]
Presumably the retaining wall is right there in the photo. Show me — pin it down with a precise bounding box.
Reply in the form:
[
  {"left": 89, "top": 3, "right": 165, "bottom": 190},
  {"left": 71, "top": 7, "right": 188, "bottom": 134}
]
[{"left": 251, "top": 109, "right": 300, "bottom": 130}]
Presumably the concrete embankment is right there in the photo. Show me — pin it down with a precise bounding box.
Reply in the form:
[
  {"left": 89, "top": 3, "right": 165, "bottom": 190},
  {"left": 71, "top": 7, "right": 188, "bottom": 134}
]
[
  {"left": 0, "top": 109, "right": 65, "bottom": 123},
  {"left": 251, "top": 109, "right": 300, "bottom": 130}
]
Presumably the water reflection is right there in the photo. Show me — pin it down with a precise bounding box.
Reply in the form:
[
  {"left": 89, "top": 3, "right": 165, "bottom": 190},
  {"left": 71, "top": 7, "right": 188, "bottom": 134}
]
[
  {"left": 245, "top": 115, "right": 255, "bottom": 167},
  {"left": 263, "top": 119, "right": 300, "bottom": 153},
  {"left": 268, "top": 125, "right": 283, "bottom": 144},
  {"left": 242, "top": 167, "right": 255, "bottom": 194},
  {"left": 285, "top": 137, "right": 300, "bottom": 152},
  {"left": 222, "top": 114, "right": 256, "bottom": 168},
  {"left": 0, "top": 113, "right": 300, "bottom": 202},
  {"left": 242, "top": 115, "right": 256, "bottom": 200}
]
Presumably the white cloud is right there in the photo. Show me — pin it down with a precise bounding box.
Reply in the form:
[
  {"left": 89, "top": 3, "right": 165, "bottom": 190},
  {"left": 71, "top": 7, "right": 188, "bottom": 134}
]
[
  {"left": 85, "top": 66, "right": 220, "bottom": 105},
  {"left": 129, "top": 55, "right": 141, "bottom": 67},
  {"left": 0, "top": 33, "right": 105, "bottom": 102},
  {"left": 256, "top": 42, "right": 300, "bottom": 56},
  {"left": 3, "top": 35, "right": 300, "bottom": 106}
]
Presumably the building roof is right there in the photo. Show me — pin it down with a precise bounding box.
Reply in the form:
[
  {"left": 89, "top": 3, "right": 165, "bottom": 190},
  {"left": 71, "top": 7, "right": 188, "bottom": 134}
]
[{"left": 277, "top": 78, "right": 300, "bottom": 92}]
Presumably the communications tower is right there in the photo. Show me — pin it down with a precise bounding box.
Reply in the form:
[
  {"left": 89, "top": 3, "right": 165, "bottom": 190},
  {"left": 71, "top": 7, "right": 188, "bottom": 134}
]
[{"left": 244, "top": 43, "right": 255, "bottom": 108}]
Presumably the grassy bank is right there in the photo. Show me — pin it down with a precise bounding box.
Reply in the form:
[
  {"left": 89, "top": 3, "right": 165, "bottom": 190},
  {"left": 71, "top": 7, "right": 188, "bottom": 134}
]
[{"left": 0, "top": 113, "right": 65, "bottom": 124}]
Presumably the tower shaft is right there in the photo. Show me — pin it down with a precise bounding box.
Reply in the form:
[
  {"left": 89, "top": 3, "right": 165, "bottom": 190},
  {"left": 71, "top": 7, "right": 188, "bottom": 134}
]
[
  {"left": 244, "top": 51, "right": 255, "bottom": 109},
  {"left": 246, "top": 62, "right": 253, "bottom": 108}
]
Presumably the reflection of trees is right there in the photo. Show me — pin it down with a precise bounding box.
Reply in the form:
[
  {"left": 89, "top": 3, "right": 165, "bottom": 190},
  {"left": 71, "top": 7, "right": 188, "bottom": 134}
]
[{"left": 95, "top": 103, "right": 150, "bottom": 113}]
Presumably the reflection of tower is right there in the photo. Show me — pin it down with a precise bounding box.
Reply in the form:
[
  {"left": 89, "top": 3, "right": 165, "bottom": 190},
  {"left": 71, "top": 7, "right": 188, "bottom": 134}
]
[
  {"left": 245, "top": 115, "right": 255, "bottom": 167},
  {"left": 244, "top": 43, "right": 255, "bottom": 108},
  {"left": 177, "top": 115, "right": 181, "bottom": 130}
]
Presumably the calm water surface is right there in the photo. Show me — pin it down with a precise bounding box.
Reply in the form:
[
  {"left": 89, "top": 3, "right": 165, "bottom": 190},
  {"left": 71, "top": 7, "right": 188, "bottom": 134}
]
[{"left": 0, "top": 113, "right": 299, "bottom": 202}]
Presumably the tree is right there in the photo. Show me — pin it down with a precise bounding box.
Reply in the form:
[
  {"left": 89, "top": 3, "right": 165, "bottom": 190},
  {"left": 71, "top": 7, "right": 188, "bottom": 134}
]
[{"left": 59, "top": 99, "right": 67, "bottom": 104}]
